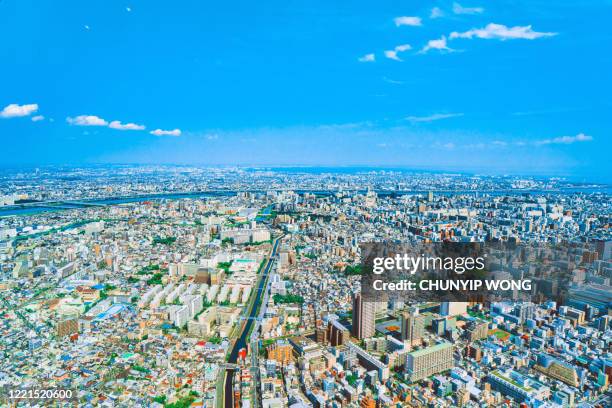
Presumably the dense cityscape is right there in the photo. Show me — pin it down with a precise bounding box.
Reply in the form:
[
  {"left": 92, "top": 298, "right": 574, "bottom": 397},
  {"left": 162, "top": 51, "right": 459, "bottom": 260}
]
[
  {"left": 0, "top": 167, "right": 610, "bottom": 407},
  {"left": 3, "top": 0, "right": 612, "bottom": 405}
]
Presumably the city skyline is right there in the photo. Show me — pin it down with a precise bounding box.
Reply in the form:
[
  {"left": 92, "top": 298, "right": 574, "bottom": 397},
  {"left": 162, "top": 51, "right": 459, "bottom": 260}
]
[
  {"left": 1, "top": 171, "right": 610, "bottom": 407},
  {"left": 1, "top": 1, "right": 611, "bottom": 179},
  {"left": 2, "top": 3, "right": 611, "bottom": 404}
]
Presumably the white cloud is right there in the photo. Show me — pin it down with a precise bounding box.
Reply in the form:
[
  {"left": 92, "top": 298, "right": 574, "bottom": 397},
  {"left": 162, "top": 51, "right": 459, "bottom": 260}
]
[
  {"left": 407, "top": 112, "right": 464, "bottom": 123},
  {"left": 206, "top": 133, "right": 219, "bottom": 140},
  {"left": 0, "top": 103, "right": 39, "bottom": 118},
  {"left": 420, "top": 36, "right": 453, "bottom": 53},
  {"left": 394, "top": 16, "right": 422, "bottom": 27},
  {"left": 109, "top": 120, "right": 145, "bottom": 130},
  {"left": 67, "top": 115, "right": 151, "bottom": 131},
  {"left": 66, "top": 115, "right": 108, "bottom": 126},
  {"left": 450, "top": 23, "right": 557, "bottom": 40},
  {"left": 84, "top": 25, "right": 90, "bottom": 31},
  {"left": 31, "top": 115, "right": 45, "bottom": 122},
  {"left": 384, "top": 50, "right": 400, "bottom": 61},
  {"left": 358, "top": 53, "right": 375, "bottom": 62},
  {"left": 430, "top": 7, "right": 444, "bottom": 19},
  {"left": 126, "top": 7, "right": 132, "bottom": 12},
  {"left": 452, "top": 2, "right": 484, "bottom": 15},
  {"left": 384, "top": 44, "right": 412, "bottom": 61},
  {"left": 535, "top": 133, "right": 593, "bottom": 145},
  {"left": 150, "top": 128, "right": 181, "bottom": 137},
  {"left": 382, "top": 77, "right": 404, "bottom": 85}
]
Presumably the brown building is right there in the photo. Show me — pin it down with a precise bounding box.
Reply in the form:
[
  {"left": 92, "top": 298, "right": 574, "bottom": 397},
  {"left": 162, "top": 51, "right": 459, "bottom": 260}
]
[
  {"left": 400, "top": 309, "right": 425, "bottom": 345},
  {"left": 360, "top": 395, "right": 376, "bottom": 408},
  {"left": 194, "top": 271, "right": 210, "bottom": 284},
  {"left": 465, "top": 320, "right": 488, "bottom": 342},
  {"left": 456, "top": 388, "right": 470, "bottom": 407},
  {"left": 316, "top": 325, "right": 328, "bottom": 344},
  {"left": 405, "top": 342, "right": 453, "bottom": 383},
  {"left": 327, "top": 319, "right": 350, "bottom": 346},
  {"left": 534, "top": 360, "right": 580, "bottom": 387},
  {"left": 465, "top": 344, "right": 482, "bottom": 362},
  {"left": 352, "top": 292, "right": 375, "bottom": 339},
  {"left": 266, "top": 339, "right": 293, "bottom": 366}
]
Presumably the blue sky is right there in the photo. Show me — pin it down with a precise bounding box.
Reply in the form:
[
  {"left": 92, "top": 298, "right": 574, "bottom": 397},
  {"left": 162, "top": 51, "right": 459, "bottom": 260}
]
[{"left": 1, "top": 0, "right": 610, "bottom": 180}]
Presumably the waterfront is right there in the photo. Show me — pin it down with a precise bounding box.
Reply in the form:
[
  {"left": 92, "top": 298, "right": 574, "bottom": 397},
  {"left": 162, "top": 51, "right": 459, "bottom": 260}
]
[{"left": 224, "top": 237, "right": 281, "bottom": 408}]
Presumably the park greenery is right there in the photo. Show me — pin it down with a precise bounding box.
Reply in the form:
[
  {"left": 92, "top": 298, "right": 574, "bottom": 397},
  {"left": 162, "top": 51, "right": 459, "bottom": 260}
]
[
  {"left": 208, "top": 335, "right": 222, "bottom": 344},
  {"left": 146, "top": 272, "right": 165, "bottom": 285},
  {"left": 273, "top": 293, "right": 304, "bottom": 305},
  {"left": 217, "top": 261, "right": 232, "bottom": 274},
  {"left": 152, "top": 236, "right": 176, "bottom": 245},
  {"left": 344, "top": 265, "right": 363, "bottom": 276},
  {"left": 137, "top": 264, "right": 160, "bottom": 275}
]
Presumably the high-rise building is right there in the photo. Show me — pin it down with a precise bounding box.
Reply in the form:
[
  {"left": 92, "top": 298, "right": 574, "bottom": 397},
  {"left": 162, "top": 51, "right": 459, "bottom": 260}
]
[
  {"left": 434, "top": 316, "right": 458, "bottom": 337},
  {"left": 401, "top": 309, "right": 425, "bottom": 346},
  {"left": 405, "top": 342, "right": 453, "bottom": 383},
  {"left": 594, "top": 239, "right": 611, "bottom": 261},
  {"left": 352, "top": 292, "right": 375, "bottom": 339},
  {"left": 465, "top": 320, "right": 488, "bottom": 342},
  {"left": 596, "top": 315, "right": 610, "bottom": 331},
  {"left": 466, "top": 344, "right": 482, "bottom": 361},
  {"left": 328, "top": 319, "right": 350, "bottom": 346},
  {"left": 316, "top": 325, "right": 328, "bottom": 344},
  {"left": 440, "top": 302, "right": 468, "bottom": 317},
  {"left": 512, "top": 303, "right": 536, "bottom": 323}
]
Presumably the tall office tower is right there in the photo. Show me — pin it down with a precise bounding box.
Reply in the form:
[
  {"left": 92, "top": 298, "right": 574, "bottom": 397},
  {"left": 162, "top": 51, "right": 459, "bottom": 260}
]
[
  {"left": 352, "top": 292, "right": 376, "bottom": 339},
  {"left": 401, "top": 308, "right": 425, "bottom": 346},
  {"left": 596, "top": 315, "right": 610, "bottom": 332},
  {"left": 594, "top": 239, "right": 611, "bottom": 261},
  {"left": 327, "top": 319, "right": 350, "bottom": 346},
  {"left": 440, "top": 301, "right": 468, "bottom": 317},
  {"left": 316, "top": 325, "right": 328, "bottom": 344},
  {"left": 513, "top": 303, "right": 536, "bottom": 323}
]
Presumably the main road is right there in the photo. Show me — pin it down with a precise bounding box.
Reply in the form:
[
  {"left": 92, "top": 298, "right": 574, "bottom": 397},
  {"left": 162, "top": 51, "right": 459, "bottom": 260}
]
[{"left": 223, "top": 235, "right": 282, "bottom": 408}]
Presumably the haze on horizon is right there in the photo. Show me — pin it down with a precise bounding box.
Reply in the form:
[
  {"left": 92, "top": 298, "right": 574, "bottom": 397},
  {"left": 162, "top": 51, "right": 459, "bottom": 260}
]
[{"left": 1, "top": 1, "right": 610, "bottom": 181}]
